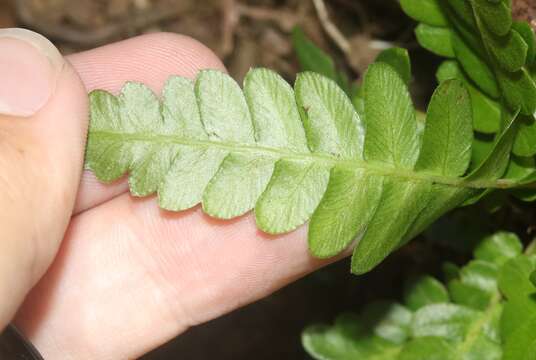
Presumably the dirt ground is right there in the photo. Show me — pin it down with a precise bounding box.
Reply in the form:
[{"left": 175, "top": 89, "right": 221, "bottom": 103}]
[
  {"left": 2, "top": 1, "right": 535, "bottom": 359},
  {"left": 513, "top": 0, "right": 536, "bottom": 30},
  {"left": 2, "top": 0, "right": 420, "bottom": 82}
]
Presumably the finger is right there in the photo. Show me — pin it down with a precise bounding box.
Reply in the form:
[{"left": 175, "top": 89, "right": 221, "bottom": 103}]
[
  {"left": 67, "top": 32, "right": 226, "bottom": 214},
  {"left": 16, "top": 196, "right": 337, "bottom": 359},
  {"left": 0, "top": 29, "right": 87, "bottom": 328}
]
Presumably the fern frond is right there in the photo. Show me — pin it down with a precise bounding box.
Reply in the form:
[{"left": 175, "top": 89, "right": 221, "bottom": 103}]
[
  {"left": 85, "top": 62, "right": 530, "bottom": 274},
  {"left": 303, "top": 232, "right": 536, "bottom": 360}
]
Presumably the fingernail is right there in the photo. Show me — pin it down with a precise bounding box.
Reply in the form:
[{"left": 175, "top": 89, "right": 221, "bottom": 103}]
[{"left": 0, "top": 28, "right": 64, "bottom": 117}]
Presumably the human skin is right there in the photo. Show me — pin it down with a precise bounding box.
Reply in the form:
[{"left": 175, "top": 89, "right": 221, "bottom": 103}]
[{"left": 0, "top": 30, "right": 337, "bottom": 359}]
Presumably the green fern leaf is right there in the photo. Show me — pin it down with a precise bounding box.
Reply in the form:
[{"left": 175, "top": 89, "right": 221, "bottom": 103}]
[
  {"left": 415, "top": 24, "right": 455, "bottom": 58},
  {"left": 374, "top": 48, "right": 412, "bottom": 86},
  {"left": 400, "top": 0, "right": 447, "bottom": 27},
  {"left": 436, "top": 60, "right": 501, "bottom": 134},
  {"left": 86, "top": 63, "right": 533, "bottom": 274}
]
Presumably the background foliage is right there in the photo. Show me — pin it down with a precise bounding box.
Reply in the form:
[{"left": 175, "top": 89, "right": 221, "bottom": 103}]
[{"left": 303, "top": 232, "right": 536, "bottom": 360}]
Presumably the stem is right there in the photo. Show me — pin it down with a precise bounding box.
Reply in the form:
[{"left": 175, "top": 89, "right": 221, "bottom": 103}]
[
  {"left": 312, "top": 0, "right": 350, "bottom": 55},
  {"left": 91, "top": 130, "right": 534, "bottom": 191}
]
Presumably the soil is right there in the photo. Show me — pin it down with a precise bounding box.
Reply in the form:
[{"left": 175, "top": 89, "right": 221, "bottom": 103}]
[
  {"left": 6, "top": 0, "right": 417, "bottom": 83},
  {"left": 513, "top": 0, "right": 536, "bottom": 31}
]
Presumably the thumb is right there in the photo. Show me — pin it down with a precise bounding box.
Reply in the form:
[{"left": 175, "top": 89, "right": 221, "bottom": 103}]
[{"left": 0, "top": 28, "right": 87, "bottom": 328}]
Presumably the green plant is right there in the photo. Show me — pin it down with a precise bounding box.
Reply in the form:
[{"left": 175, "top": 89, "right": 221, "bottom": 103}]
[{"left": 302, "top": 232, "right": 536, "bottom": 360}]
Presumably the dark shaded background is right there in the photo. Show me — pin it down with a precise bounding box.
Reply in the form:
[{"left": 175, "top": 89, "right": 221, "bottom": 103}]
[{"left": 1, "top": 1, "right": 535, "bottom": 359}]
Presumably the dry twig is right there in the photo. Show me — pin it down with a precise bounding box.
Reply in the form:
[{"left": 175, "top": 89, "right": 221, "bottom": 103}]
[
  {"left": 221, "top": 0, "right": 239, "bottom": 56},
  {"left": 312, "top": 0, "right": 350, "bottom": 55}
]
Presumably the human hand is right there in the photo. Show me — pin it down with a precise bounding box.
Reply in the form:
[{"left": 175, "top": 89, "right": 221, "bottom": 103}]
[{"left": 0, "top": 29, "right": 336, "bottom": 359}]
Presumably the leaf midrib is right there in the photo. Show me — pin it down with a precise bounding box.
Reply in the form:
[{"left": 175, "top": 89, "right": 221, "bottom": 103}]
[
  {"left": 90, "top": 130, "right": 520, "bottom": 190},
  {"left": 454, "top": 292, "right": 501, "bottom": 359}
]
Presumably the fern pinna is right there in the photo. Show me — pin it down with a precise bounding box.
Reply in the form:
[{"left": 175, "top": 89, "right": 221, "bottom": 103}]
[{"left": 85, "top": 55, "right": 533, "bottom": 274}]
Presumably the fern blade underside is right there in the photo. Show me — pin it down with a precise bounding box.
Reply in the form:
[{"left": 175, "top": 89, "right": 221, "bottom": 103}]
[{"left": 86, "top": 64, "right": 517, "bottom": 274}]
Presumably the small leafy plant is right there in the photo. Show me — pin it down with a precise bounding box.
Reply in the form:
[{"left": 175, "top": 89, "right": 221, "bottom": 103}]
[{"left": 302, "top": 232, "right": 536, "bottom": 360}]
